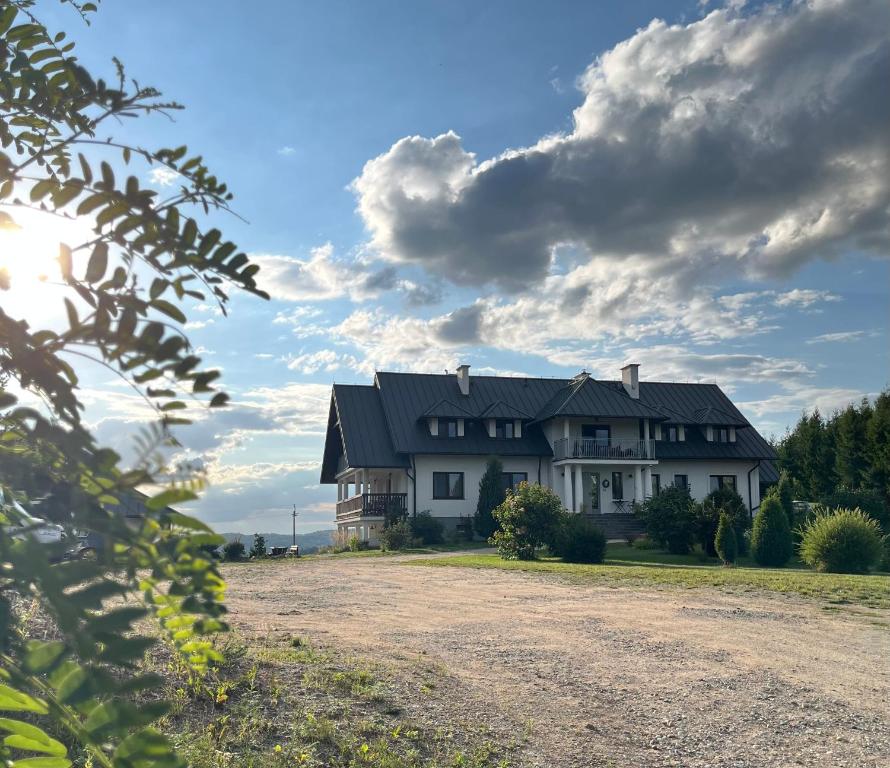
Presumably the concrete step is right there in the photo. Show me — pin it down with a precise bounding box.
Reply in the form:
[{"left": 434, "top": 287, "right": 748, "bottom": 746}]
[{"left": 583, "top": 514, "right": 646, "bottom": 541}]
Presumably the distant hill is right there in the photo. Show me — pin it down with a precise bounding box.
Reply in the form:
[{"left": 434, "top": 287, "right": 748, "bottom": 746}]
[{"left": 220, "top": 529, "right": 334, "bottom": 554}]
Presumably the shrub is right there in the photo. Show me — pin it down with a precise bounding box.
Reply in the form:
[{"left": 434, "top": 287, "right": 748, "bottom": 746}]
[
  {"left": 775, "top": 470, "right": 796, "bottom": 529},
  {"left": 490, "top": 482, "right": 562, "bottom": 560},
  {"left": 223, "top": 539, "right": 246, "bottom": 561},
  {"left": 714, "top": 513, "right": 737, "bottom": 565},
  {"left": 751, "top": 495, "right": 793, "bottom": 567},
  {"left": 798, "top": 508, "right": 885, "bottom": 573},
  {"left": 475, "top": 458, "right": 505, "bottom": 538},
  {"left": 696, "top": 487, "right": 750, "bottom": 556},
  {"left": 409, "top": 510, "right": 444, "bottom": 545},
  {"left": 552, "top": 514, "right": 607, "bottom": 563},
  {"left": 379, "top": 520, "right": 416, "bottom": 551},
  {"left": 637, "top": 485, "right": 697, "bottom": 554},
  {"left": 881, "top": 537, "right": 890, "bottom": 573},
  {"left": 250, "top": 533, "right": 266, "bottom": 558},
  {"left": 454, "top": 515, "right": 475, "bottom": 542},
  {"left": 818, "top": 488, "right": 889, "bottom": 534},
  {"left": 348, "top": 534, "right": 362, "bottom": 552}
]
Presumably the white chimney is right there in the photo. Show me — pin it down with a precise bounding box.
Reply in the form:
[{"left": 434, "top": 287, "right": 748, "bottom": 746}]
[
  {"left": 621, "top": 363, "right": 640, "bottom": 399},
  {"left": 456, "top": 364, "right": 471, "bottom": 396}
]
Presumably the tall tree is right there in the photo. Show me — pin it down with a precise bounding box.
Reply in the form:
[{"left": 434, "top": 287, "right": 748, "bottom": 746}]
[
  {"left": 474, "top": 457, "right": 505, "bottom": 538},
  {"left": 834, "top": 399, "right": 872, "bottom": 490},
  {"left": 867, "top": 391, "right": 890, "bottom": 507},
  {"left": 0, "top": 3, "right": 267, "bottom": 766}
]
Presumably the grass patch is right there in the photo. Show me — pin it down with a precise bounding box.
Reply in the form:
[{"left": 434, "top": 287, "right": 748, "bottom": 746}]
[
  {"left": 406, "top": 547, "right": 890, "bottom": 608},
  {"left": 154, "top": 633, "right": 513, "bottom": 768}
]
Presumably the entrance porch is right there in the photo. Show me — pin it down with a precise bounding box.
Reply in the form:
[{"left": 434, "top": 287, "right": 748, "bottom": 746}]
[{"left": 554, "top": 461, "right": 657, "bottom": 514}]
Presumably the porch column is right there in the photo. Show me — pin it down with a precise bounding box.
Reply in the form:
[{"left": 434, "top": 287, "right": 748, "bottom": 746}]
[
  {"left": 573, "top": 464, "right": 582, "bottom": 513},
  {"left": 563, "top": 465, "right": 572, "bottom": 511},
  {"left": 633, "top": 466, "right": 643, "bottom": 504},
  {"left": 642, "top": 467, "right": 651, "bottom": 499},
  {"left": 362, "top": 469, "right": 369, "bottom": 496},
  {"left": 643, "top": 419, "right": 651, "bottom": 458}
]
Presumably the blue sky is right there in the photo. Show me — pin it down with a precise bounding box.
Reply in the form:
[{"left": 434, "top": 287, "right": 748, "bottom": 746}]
[{"left": 25, "top": 0, "right": 890, "bottom": 533}]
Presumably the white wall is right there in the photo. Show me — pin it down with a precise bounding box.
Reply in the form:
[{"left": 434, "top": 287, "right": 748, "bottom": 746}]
[
  {"left": 652, "top": 460, "right": 762, "bottom": 512},
  {"left": 541, "top": 417, "right": 641, "bottom": 445},
  {"left": 412, "top": 454, "right": 544, "bottom": 518}
]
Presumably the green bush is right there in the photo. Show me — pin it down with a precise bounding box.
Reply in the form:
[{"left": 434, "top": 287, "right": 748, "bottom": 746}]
[
  {"left": 714, "top": 513, "right": 737, "bottom": 565},
  {"left": 223, "top": 539, "right": 246, "bottom": 561},
  {"left": 250, "top": 533, "right": 267, "bottom": 558},
  {"left": 490, "top": 482, "right": 562, "bottom": 560},
  {"left": 552, "top": 513, "right": 607, "bottom": 563},
  {"left": 348, "top": 534, "right": 362, "bottom": 552},
  {"left": 751, "top": 495, "right": 793, "bottom": 567},
  {"left": 409, "top": 510, "right": 444, "bottom": 545},
  {"left": 775, "top": 470, "right": 796, "bottom": 529},
  {"left": 798, "top": 508, "right": 885, "bottom": 573},
  {"left": 881, "top": 537, "right": 890, "bottom": 573},
  {"left": 696, "top": 486, "right": 750, "bottom": 556},
  {"left": 475, "top": 457, "right": 506, "bottom": 538},
  {"left": 379, "top": 520, "right": 416, "bottom": 551},
  {"left": 818, "top": 488, "right": 889, "bottom": 534},
  {"left": 637, "top": 484, "right": 697, "bottom": 554}
]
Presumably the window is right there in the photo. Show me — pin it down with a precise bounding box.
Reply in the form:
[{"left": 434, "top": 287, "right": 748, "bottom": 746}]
[
  {"left": 611, "top": 471, "right": 624, "bottom": 500},
  {"left": 662, "top": 425, "right": 679, "bottom": 442},
  {"left": 439, "top": 418, "right": 458, "bottom": 438},
  {"left": 673, "top": 474, "right": 689, "bottom": 490},
  {"left": 500, "top": 472, "right": 528, "bottom": 493},
  {"left": 433, "top": 472, "right": 464, "bottom": 499},
  {"left": 651, "top": 473, "right": 661, "bottom": 496},
  {"left": 715, "top": 427, "right": 730, "bottom": 443},
  {"left": 709, "top": 475, "right": 736, "bottom": 493},
  {"left": 495, "top": 419, "right": 515, "bottom": 438},
  {"left": 581, "top": 424, "right": 610, "bottom": 442}
]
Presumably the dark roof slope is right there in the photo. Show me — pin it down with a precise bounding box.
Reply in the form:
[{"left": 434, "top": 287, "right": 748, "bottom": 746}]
[
  {"left": 421, "top": 399, "right": 475, "bottom": 418},
  {"left": 375, "top": 372, "right": 559, "bottom": 456},
  {"left": 320, "top": 385, "right": 409, "bottom": 482},
  {"left": 533, "top": 375, "right": 666, "bottom": 422},
  {"left": 478, "top": 400, "right": 532, "bottom": 419},
  {"left": 654, "top": 424, "right": 775, "bottom": 461}
]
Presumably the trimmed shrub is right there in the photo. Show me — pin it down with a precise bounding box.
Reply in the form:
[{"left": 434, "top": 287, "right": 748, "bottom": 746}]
[
  {"left": 775, "top": 470, "right": 796, "bottom": 529},
  {"left": 475, "top": 457, "right": 505, "bottom": 538},
  {"left": 696, "top": 486, "right": 750, "bottom": 556},
  {"left": 799, "top": 508, "right": 885, "bottom": 573},
  {"left": 223, "top": 539, "right": 246, "bottom": 561},
  {"left": 491, "top": 482, "right": 562, "bottom": 560},
  {"left": 552, "top": 514, "right": 607, "bottom": 564},
  {"left": 714, "top": 513, "right": 737, "bottom": 565},
  {"left": 409, "top": 510, "right": 444, "bottom": 546},
  {"left": 379, "top": 520, "right": 416, "bottom": 552},
  {"left": 818, "top": 488, "right": 889, "bottom": 534},
  {"left": 751, "top": 495, "right": 793, "bottom": 567},
  {"left": 637, "top": 484, "right": 697, "bottom": 554}
]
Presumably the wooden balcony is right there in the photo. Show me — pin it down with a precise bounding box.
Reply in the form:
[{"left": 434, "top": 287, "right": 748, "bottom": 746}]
[
  {"left": 336, "top": 492, "right": 407, "bottom": 521},
  {"left": 553, "top": 437, "right": 655, "bottom": 461}
]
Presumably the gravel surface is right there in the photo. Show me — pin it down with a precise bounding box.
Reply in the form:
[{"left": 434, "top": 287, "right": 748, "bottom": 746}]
[{"left": 223, "top": 556, "right": 890, "bottom": 768}]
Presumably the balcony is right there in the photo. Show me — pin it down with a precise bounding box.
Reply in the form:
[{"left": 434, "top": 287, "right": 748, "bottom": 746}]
[
  {"left": 553, "top": 437, "right": 655, "bottom": 461},
  {"left": 336, "top": 492, "right": 408, "bottom": 521}
]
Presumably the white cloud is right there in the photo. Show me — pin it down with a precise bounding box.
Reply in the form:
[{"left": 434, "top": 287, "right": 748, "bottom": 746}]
[
  {"left": 774, "top": 289, "right": 841, "bottom": 308},
  {"left": 277, "top": 146, "right": 297, "bottom": 156},
  {"left": 148, "top": 167, "right": 181, "bottom": 187},
  {"left": 351, "top": 0, "right": 889, "bottom": 296},
  {"left": 281, "top": 349, "right": 359, "bottom": 375},
  {"left": 805, "top": 330, "right": 868, "bottom": 344}
]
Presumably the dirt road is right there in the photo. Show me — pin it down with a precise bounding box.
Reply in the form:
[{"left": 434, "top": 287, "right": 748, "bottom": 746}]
[{"left": 223, "top": 555, "right": 890, "bottom": 768}]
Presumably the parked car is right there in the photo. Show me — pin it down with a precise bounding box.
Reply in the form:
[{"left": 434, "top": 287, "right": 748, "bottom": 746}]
[{"left": 0, "top": 489, "right": 66, "bottom": 546}]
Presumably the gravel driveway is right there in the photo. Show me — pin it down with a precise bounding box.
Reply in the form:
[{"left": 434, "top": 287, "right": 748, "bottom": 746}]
[{"left": 222, "top": 555, "right": 890, "bottom": 768}]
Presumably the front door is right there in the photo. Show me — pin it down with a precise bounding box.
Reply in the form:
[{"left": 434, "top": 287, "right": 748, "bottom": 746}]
[{"left": 583, "top": 471, "right": 601, "bottom": 514}]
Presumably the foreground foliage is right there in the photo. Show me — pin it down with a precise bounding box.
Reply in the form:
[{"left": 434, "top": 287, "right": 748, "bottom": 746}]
[
  {"left": 714, "top": 513, "right": 737, "bottom": 565},
  {"left": 550, "top": 512, "right": 606, "bottom": 564},
  {"left": 0, "top": 2, "right": 267, "bottom": 764},
  {"left": 799, "top": 508, "right": 885, "bottom": 574},
  {"left": 410, "top": 551, "right": 890, "bottom": 608},
  {"left": 696, "top": 487, "right": 749, "bottom": 556},
  {"left": 637, "top": 485, "right": 697, "bottom": 554}
]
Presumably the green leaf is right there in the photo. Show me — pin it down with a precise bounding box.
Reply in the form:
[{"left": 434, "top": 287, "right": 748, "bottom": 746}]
[
  {"left": 0, "top": 686, "right": 47, "bottom": 715},
  {"left": 85, "top": 242, "right": 108, "bottom": 283},
  {"left": 0, "top": 718, "right": 67, "bottom": 756},
  {"left": 24, "top": 641, "right": 67, "bottom": 673},
  {"left": 10, "top": 758, "right": 72, "bottom": 768},
  {"left": 145, "top": 488, "right": 198, "bottom": 511},
  {"left": 209, "top": 392, "right": 229, "bottom": 408},
  {"left": 151, "top": 300, "right": 186, "bottom": 324}
]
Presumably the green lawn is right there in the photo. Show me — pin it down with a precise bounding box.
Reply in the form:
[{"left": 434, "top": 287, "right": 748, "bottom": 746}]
[{"left": 406, "top": 546, "right": 890, "bottom": 608}]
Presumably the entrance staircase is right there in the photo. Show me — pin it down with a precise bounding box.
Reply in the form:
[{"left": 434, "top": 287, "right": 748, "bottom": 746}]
[{"left": 586, "top": 513, "right": 646, "bottom": 542}]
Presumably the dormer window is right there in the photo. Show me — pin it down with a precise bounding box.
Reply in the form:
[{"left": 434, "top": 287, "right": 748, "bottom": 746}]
[
  {"left": 495, "top": 419, "right": 515, "bottom": 439},
  {"left": 440, "top": 418, "right": 459, "bottom": 438},
  {"left": 662, "top": 425, "right": 679, "bottom": 442},
  {"left": 715, "top": 427, "right": 730, "bottom": 443}
]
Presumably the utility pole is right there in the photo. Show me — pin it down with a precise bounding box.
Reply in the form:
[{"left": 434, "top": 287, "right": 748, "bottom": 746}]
[{"left": 292, "top": 504, "right": 299, "bottom": 546}]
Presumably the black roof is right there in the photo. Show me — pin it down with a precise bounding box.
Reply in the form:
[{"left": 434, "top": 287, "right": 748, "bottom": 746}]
[{"left": 319, "top": 371, "right": 776, "bottom": 482}]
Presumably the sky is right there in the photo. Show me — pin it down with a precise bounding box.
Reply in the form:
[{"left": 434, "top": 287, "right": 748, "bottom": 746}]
[{"left": 7, "top": 0, "right": 889, "bottom": 533}]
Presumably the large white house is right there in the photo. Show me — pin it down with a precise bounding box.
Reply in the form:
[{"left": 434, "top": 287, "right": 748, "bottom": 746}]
[{"left": 320, "top": 364, "right": 778, "bottom": 543}]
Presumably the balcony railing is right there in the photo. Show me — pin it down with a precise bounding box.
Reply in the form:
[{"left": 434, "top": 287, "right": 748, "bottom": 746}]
[
  {"left": 553, "top": 437, "right": 655, "bottom": 461},
  {"left": 336, "top": 492, "right": 407, "bottom": 521}
]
